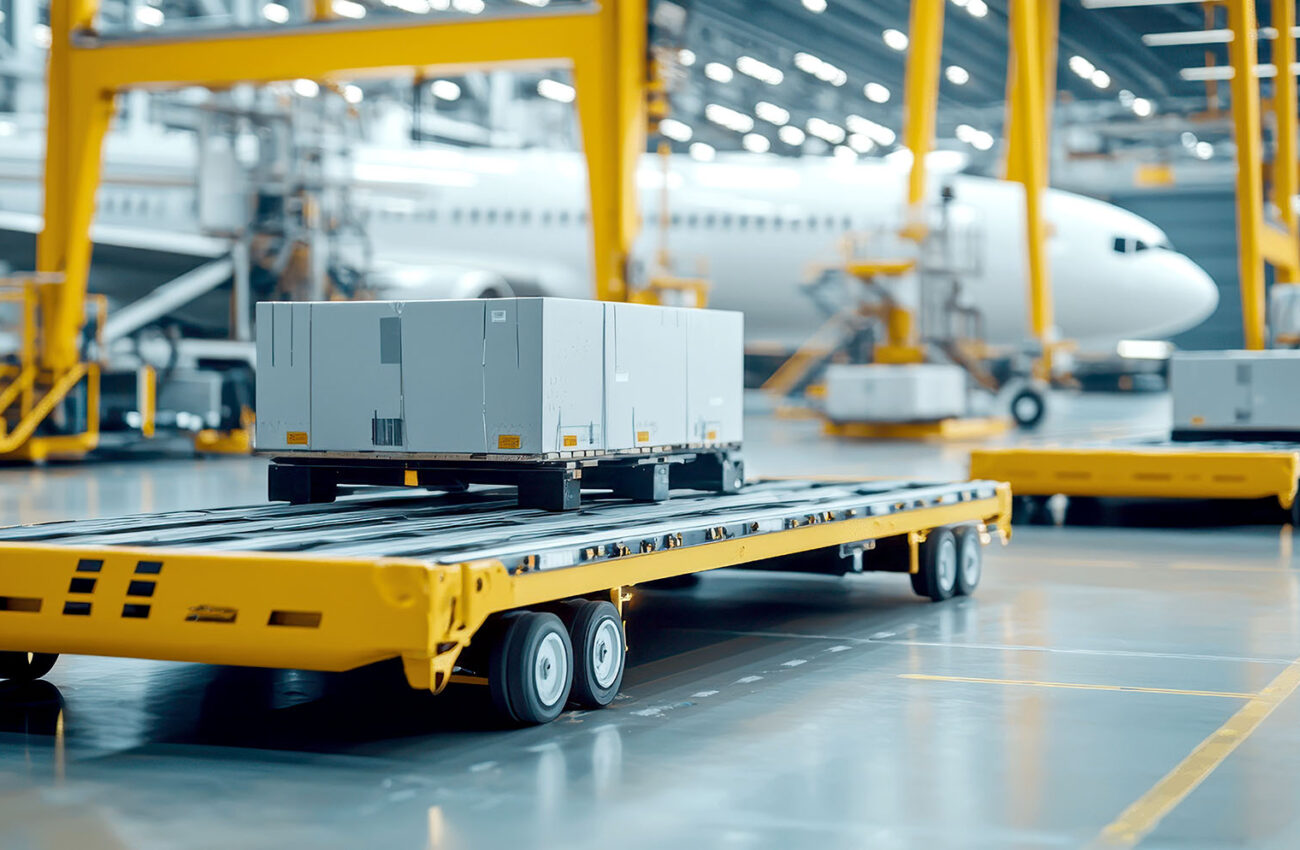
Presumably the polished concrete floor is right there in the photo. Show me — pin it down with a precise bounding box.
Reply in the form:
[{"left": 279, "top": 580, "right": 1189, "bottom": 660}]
[{"left": 1, "top": 393, "right": 1298, "bottom": 849}]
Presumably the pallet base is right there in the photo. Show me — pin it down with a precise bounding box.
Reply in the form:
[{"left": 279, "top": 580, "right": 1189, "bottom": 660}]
[{"left": 824, "top": 417, "right": 1011, "bottom": 441}]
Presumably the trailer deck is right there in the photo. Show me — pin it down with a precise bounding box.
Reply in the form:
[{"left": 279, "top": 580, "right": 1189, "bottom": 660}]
[{"left": 0, "top": 478, "right": 1010, "bottom": 723}]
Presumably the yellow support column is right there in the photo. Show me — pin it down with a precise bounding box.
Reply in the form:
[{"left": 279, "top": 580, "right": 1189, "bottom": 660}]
[
  {"left": 1008, "top": 0, "right": 1055, "bottom": 377},
  {"left": 1003, "top": 0, "right": 1058, "bottom": 184},
  {"left": 1227, "top": 0, "right": 1268, "bottom": 350},
  {"left": 1270, "top": 0, "right": 1299, "bottom": 283},
  {"left": 37, "top": 0, "right": 115, "bottom": 373},
  {"left": 901, "top": 0, "right": 944, "bottom": 227}
]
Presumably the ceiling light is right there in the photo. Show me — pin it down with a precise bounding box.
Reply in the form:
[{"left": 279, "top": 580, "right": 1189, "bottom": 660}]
[
  {"left": 778, "top": 125, "right": 806, "bottom": 146},
  {"left": 705, "top": 103, "right": 755, "bottom": 133},
  {"left": 705, "top": 62, "right": 734, "bottom": 83},
  {"left": 430, "top": 79, "right": 462, "bottom": 101},
  {"left": 847, "top": 133, "right": 875, "bottom": 153},
  {"left": 794, "top": 52, "right": 847, "bottom": 86},
  {"left": 742, "top": 133, "right": 772, "bottom": 153},
  {"left": 1181, "top": 131, "right": 1198, "bottom": 148},
  {"left": 383, "top": 0, "right": 433, "bottom": 11},
  {"left": 343, "top": 84, "right": 364, "bottom": 104},
  {"left": 1131, "top": 97, "right": 1153, "bottom": 117},
  {"left": 516, "top": 0, "right": 550, "bottom": 6},
  {"left": 966, "top": 0, "right": 988, "bottom": 17},
  {"left": 263, "top": 3, "right": 290, "bottom": 22},
  {"left": 32, "top": 24, "right": 51, "bottom": 48},
  {"left": 945, "top": 65, "right": 970, "bottom": 85},
  {"left": 803, "top": 0, "right": 828, "bottom": 11},
  {"left": 1068, "top": 55, "right": 1096, "bottom": 78},
  {"left": 883, "top": 29, "right": 909, "bottom": 51},
  {"left": 1194, "top": 140, "right": 1214, "bottom": 159},
  {"left": 331, "top": 0, "right": 366, "bottom": 18},
  {"left": 134, "top": 5, "right": 164, "bottom": 26},
  {"left": 807, "top": 117, "right": 846, "bottom": 144},
  {"left": 955, "top": 123, "right": 976, "bottom": 143},
  {"left": 737, "top": 56, "right": 784, "bottom": 86},
  {"left": 846, "top": 114, "right": 896, "bottom": 145},
  {"left": 971, "top": 130, "right": 994, "bottom": 151},
  {"left": 452, "top": 0, "right": 485, "bottom": 12},
  {"left": 833, "top": 145, "right": 857, "bottom": 161},
  {"left": 863, "top": 82, "right": 891, "bottom": 103},
  {"left": 292, "top": 79, "right": 320, "bottom": 98},
  {"left": 537, "top": 79, "right": 576, "bottom": 103},
  {"left": 689, "top": 142, "right": 716, "bottom": 162},
  {"left": 659, "top": 118, "right": 693, "bottom": 142},
  {"left": 678, "top": 48, "right": 697, "bottom": 67},
  {"left": 755, "top": 101, "right": 790, "bottom": 126},
  {"left": 1090, "top": 69, "right": 1111, "bottom": 88}
]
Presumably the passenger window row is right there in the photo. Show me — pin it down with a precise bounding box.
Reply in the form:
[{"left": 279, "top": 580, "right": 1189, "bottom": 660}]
[{"left": 367, "top": 205, "right": 856, "bottom": 233}]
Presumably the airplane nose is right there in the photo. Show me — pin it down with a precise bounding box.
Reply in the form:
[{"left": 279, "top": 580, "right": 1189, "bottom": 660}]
[{"left": 1173, "top": 254, "right": 1219, "bottom": 328}]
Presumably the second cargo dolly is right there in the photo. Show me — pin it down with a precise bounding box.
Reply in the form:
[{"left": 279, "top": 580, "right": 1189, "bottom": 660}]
[{"left": 0, "top": 478, "right": 1010, "bottom": 725}]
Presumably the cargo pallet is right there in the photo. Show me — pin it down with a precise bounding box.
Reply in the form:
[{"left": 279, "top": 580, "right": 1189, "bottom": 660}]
[
  {"left": 267, "top": 445, "right": 745, "bottom": 511},
  {"left": 970, "top": 438, "right": 1300, "bottom": 525},
  {"left": 0, "top": 478, "right": 1010, "bottom": 725}
]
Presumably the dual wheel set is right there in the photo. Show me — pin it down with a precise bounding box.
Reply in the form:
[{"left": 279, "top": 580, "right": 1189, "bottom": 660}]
[
  {"left": 910, "top": 525, "right": 983, "bottom": 602},
  {"left": 485, "top": 598, "right": 626, "bottom": 725}
]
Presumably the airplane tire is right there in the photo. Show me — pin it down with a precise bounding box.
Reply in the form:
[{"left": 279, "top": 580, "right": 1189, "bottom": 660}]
[{"left": 1010, "top": 387, "right": 1047, "bottom": 428}]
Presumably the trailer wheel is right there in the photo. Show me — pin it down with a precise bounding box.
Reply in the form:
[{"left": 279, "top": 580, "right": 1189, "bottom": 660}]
[
  {"left": 912, "top": 528, "right": 958, "bottom": 602},
  {"left": 0, "top": 651, "right": 58, "bottom": 682},
  {"left": 566, "top": 601, "right": 625, "bottom": 709},
  {"left": 952, "top": 527, "right": 982, "bottom": 596},
  {"left": 1010, "top": 386, "right": 1047, "bottom": 429},
  {"left": 489, "top": 612, "right": 573, "bottom": 725}
]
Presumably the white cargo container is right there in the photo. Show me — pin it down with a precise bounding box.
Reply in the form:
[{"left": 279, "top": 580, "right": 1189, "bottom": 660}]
[
  {"left": 1171, "top": 350, "right": 1300, "bottom": 439},
  {"left": 823, "top": 363, "right": 968, "bottom": 423},
  {"left": 256, "top": 298, "right": 744, "bottom": 509}
]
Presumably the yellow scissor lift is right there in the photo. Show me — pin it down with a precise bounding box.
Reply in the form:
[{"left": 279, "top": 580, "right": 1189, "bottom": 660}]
[
  {"left": 0, "top": 478, "right": 1010, "bottom": 725},
  {"left": 971, "top": 0, "right": 1300, "bottom": 525}
]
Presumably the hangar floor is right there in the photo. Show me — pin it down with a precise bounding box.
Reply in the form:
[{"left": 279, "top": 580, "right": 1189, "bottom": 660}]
[{"left": 1, "top": 393, "right": 1298, "bottom": 849}]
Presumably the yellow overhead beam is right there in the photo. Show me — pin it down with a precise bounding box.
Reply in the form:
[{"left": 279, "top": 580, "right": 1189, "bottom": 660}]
[{"left": 38, "top": 3, "right": 645, "bottom": 372}]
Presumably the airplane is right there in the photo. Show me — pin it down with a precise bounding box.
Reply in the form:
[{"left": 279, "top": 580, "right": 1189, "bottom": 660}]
[{"left": 0, "top": 129, "right": 1219, "bottom": 357}]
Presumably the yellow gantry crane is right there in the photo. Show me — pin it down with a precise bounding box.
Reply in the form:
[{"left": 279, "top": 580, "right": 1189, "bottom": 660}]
[{"left": 7, "top": 0, "right": 650, "bottom": 461}]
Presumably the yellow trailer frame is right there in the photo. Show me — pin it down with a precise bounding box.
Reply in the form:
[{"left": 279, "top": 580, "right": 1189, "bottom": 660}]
[
  {"left": 970, "top": 445, "right": 1298, "bottom": 510},
  {"left": 0, "top": 481, "right": 1010, "bottom": 703}
]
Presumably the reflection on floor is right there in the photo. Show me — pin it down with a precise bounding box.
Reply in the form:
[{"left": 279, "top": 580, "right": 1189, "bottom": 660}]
[{"left": 1, "top": 391, "right": 1297, "bottom": 849}]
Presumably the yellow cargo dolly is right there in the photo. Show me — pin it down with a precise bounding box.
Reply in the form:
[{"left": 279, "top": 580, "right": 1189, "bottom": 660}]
[
  {"left": 970, "top": 440, "right": 1300, "bottom": 524},
  {"left": 0, "top": 479, "right": 1009, "bottom": 725}
]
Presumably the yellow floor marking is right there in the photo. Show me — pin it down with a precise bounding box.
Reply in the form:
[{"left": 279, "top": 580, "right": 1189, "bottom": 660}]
[
  {"left": 1090, "top": 658, "right": 1300, "bottom": 848},
  {"left": 899, "top": 673, "right": 1256, "bottom": 700},
  {"left": 1169, "top": 561, "right": 1298, "bottom": 574}
]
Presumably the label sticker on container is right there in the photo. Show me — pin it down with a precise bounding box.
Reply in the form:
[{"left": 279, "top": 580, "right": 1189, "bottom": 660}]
[
  {"left": 498, "top": 434, "right": 522, "bottom": 449},
  {"left": 636, "top": 430, "right": 650, "bottom": 443},
  {"left": 1191, "top": 415, "right": 1205, "bottom": 425},
  {"left": 563, "top": 434, "right": 578, "bottom": 447},
  {"left": 286, "top": 431, "right": 309, "bottom": 445},
  {"left": 615, "top": 372, "right": 630, "bottom": 383},
  {"left": 490, "top": 310, "right": 507, "bottom": 323},
  {"left": 706, "top": 429, "right": 718, "bottom": 441}
]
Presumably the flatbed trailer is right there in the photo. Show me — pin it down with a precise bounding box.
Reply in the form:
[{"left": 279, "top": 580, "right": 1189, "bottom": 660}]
[
  {"left": 970, "top": 439, "right": 1300, "bottom": 524},
  {"left": 0, "top": 478, "right": 1010, "bottom": 724}
]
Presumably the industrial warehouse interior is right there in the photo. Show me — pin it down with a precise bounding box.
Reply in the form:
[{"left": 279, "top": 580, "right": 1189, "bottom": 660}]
[{"left": 2, "top": 0, "right": 1300, "bottom": 847}]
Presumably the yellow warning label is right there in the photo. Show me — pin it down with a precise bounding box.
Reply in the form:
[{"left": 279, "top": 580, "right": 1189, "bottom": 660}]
[
  {"left": 286, "top": 431, "right": 309, "bottom": 445},
  {"left": 403, "top": 470, "right": 419, "bottom": 486},
  {"left": 707, "top": 430, "right": 718, "bottom": 440},
  {"left": 636, "top": 430, "right": 650, "bottom": 443},
  {"left": 498, "top": 434, "right": 522, "bottom": 449},
  {"left": 1191, "top": 416, "right": 1205, "bottom": 425},
  {"left": 563, "top": 434, "right": 578, "bottom": 447}
]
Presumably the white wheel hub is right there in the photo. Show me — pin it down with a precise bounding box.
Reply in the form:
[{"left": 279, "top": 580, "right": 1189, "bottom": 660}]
[
  {"left": 533, "top": 631, "right": 569, "bottom": 707},
  {"left": 936, "top": 537, "right": 957, "bottom": 591},
  {"left": 590, "top": 617, "right": 623, "bottom": 689},
  {"left": 960, "top": 540, "right": 981, "bottom": 586}
]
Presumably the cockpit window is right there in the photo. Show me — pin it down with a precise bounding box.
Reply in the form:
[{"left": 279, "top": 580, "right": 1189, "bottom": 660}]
[{"left": 1114, "top": 235, "right": 1174, "bottom": 254}]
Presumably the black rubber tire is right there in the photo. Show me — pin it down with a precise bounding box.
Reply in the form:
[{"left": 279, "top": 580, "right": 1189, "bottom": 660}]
[
  {"left": 1010, "top": 387, "right": 1047, "bottom": 429},
  {"left": 0, "top": 651, "right": 58, "bottom": 682},
  {"left": 642, "top": 573, "right": 701, "bottom": 590},
  {"left": 915, "top": 527, "right": 958, "bottom": 602},
  {"left": 488, "top": 613, "right": 525, "bottom": 724},
  {"left": 566, "top": 600, "right": 625, "bottom": 709},
  {"left": 491, "top": 612, "right": 574, "bottom": 726},
  {"left": 952, "top": 526, "right": 982, "bottom": 596}
]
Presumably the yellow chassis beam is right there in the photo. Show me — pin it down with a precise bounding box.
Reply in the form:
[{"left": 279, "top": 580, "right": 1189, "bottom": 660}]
[
  {"left": 825, "top": 417, "right": 1010, "bottom": 441},
  {"left": 0, "top": 487, "right": 1010, "bottom": 694},
  {"left": 39, "top": 2, "right": 646, "bottom": 375},
  {"left": 970, "top": 447, "right": 1298, "bottom": 508}
]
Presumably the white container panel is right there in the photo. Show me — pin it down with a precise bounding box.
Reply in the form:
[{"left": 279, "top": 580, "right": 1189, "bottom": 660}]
[
  {"left": 308, "top": 302, "right": 405, "bottom": 451},
  {"left": 1172, "top": 350, "right": 1300, "bottom": 432},
  {"left": 540, "top": 298, "right": 606, "bottom": 452},
  {"left": 686, "top": 308, "right": 744, "bottom": 443},
  {"left": 483, "top": 299, "right": 544, "bottom": 453},
  {"left": 603, "top": 302, "right": 688, "bottom": 449},
  {"left": 254, "top": 301, "right": 311, "bottom": 451},
  {"left": 824, "top": 363, "right": 967, "bottom": 422},
  {"left": 399, "top": 300, "right": 492, "bottom": 453}
]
